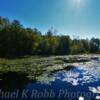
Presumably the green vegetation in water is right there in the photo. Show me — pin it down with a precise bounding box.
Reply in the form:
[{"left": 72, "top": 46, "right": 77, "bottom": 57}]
[{"left": 0, "top": 55, "right": 96, "bottom": 81}]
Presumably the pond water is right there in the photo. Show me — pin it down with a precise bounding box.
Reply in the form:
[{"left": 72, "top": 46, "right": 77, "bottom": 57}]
[{"left": 0, "top": 58, "right": 100, "bottom": 100}]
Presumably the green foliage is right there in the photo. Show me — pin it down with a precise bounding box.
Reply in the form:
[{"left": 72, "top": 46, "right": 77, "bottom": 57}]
[
  {"left": 57, "top": 36, "right": 71, "bottom": 55},
  {"left": 0, "top": 16, "right": 100, "bottom": 58},
  {"left": 90, "top": 38, "right": 100, "bottom": 53},
  {"left": 0, "top": 18, "right": 35, "bottom": 57}
]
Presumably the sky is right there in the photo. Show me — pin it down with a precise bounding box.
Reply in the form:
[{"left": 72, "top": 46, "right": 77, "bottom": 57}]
[{"left": 0, "top": 0, "right": 100, "bottom": 38}]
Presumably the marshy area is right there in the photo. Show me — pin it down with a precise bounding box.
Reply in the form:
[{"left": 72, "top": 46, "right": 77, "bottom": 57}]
[
  {"left": 0, "top": 54, "right": 100, "bottom": 100},
  {"left": 0, "top": 55, "right": 98, "bottom": 81}
]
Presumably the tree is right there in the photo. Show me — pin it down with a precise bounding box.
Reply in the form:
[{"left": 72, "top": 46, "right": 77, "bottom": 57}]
[
  {"left": 0, "top": 16, "right": 10, "bottom": 29},
  {"left": 57, "top": 36, "right": 71, "bottom": 55},
  {"left": 90, "top": 38, "right": 100, "bottom": 53},
  {"left": 0, "top": 16, "right": 100, "bottom": 57},
  {"left": 0, "top": 18, "right": 34, "bottom": 57}
]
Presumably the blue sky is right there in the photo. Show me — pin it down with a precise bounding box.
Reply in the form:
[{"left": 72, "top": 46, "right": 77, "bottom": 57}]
[{"left": 0, "top": 0, "right": 100, "bottom": 38}]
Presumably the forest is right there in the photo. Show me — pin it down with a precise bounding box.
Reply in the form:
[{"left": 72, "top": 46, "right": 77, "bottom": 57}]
[{"left": 0, "top": 16, "right": 100, "bottom": 58}]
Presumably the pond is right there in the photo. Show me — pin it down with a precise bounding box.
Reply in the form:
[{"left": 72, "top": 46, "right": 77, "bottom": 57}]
[{"left": 0, "top": 57, "right": 100, "bottom": 100}]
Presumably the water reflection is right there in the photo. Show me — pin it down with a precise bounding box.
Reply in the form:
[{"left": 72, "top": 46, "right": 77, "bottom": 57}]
[{"left": 0, "top": 71, "right": 35, "bottom": 91}]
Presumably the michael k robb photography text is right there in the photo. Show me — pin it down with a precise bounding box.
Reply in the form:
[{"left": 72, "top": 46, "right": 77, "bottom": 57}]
[{"left": 0, "top": 89, "right": 94, "bottom": 99}]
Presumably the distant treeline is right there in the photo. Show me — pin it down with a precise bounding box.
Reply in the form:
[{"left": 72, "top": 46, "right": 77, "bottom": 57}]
[{"left": 0, "top": 16, "right": 100, "bottom": 57}]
